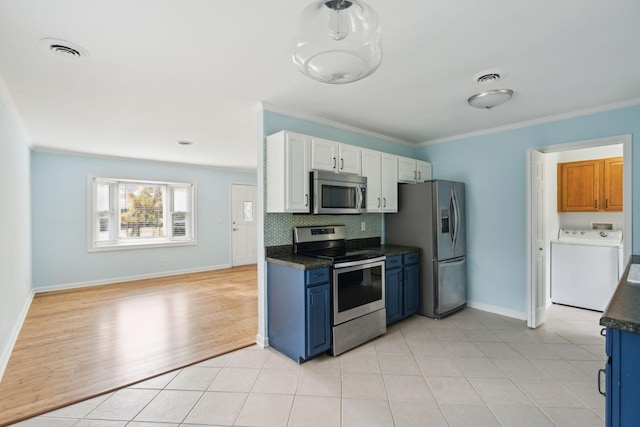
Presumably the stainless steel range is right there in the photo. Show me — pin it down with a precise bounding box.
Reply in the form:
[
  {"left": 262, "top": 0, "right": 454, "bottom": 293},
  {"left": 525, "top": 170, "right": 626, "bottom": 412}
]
[{"left": 294, "top": 225, "right": 387, "bottom": 355}]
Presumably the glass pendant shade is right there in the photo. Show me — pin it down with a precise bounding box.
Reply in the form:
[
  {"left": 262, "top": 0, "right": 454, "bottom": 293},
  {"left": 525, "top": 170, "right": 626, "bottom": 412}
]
[{"left": 293, "top": 0, "right": 382, "bottom": 84}]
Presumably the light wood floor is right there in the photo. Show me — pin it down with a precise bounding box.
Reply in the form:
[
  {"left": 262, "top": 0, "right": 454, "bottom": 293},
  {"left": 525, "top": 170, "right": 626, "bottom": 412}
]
[{"left": 0, "top": 265, "right": 258, "bottom": 426}]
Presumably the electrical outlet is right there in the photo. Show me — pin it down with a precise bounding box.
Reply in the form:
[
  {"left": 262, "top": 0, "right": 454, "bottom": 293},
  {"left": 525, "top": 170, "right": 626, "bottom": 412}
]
[{"left": 361, "top": 221, "right": 366, "bottom": 231}]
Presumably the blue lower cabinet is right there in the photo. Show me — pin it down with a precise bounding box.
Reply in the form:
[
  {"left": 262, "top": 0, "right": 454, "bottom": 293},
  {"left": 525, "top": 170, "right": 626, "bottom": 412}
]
[
  {"left": 306, "top": 284, "right": 330, "bottom": 357},
  {"left": 385, "top": 267, "right": 403, "bottom": 325},
  {"left": 403, "top": 263, "right": 419, "bottom": 317},
  {"left": 605, "top": 327, "right": 640, "bottom": 427},
  {"left": 268, "top": 263, "right": 331, "bottom": 363},
  {"left": 385, "top": 252, "right": 420, "bottom": 325}
]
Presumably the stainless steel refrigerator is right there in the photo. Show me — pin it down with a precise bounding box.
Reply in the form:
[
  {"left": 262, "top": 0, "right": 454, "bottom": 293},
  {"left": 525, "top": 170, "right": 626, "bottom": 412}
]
[{"left": 386, "top": 180, "right": 466, "bottom": 319}]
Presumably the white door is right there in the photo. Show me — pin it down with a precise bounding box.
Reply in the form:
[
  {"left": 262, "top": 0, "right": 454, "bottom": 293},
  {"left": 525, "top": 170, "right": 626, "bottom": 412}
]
[
  {"left": 398, "top": 157, "right": 417, "bottom": 182},
  {"left": 416, "top": 161, "right": 432, "bottom": 182},
  {"left": 362, "top": 149, "right": 382, "bottom": 212},
  {"left": 381, "top": 154, "right": 398, "bottom": 212},
  {"left": 527, "top": 150, "right": 546, "bottom": 328},
  {"left": 310, "top": 138, "right": 337, "bottom": 172},
  {"left": 231, "top": 184, "right": 257, "bottom": 266},
  {"left": 338, "top": 144, "right": 362, "bottom": 175},
  {"left": 286, "top": 133, "right": 310, "bottom": 212}
]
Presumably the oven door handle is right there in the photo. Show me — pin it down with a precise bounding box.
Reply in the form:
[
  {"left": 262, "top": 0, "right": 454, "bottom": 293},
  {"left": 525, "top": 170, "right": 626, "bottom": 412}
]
[{"left": 334, "top": 256, "right": 387, "bottom": 269}]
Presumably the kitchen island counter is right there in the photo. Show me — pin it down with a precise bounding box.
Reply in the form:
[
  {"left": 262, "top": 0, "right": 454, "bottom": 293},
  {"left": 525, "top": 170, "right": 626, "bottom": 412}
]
[{"left": 600, "top": 255, "right": 640, "bottom": 333}]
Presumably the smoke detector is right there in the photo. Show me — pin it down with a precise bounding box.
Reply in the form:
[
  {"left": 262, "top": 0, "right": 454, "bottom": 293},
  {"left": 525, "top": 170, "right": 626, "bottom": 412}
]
[
  {"left": 41, "top": 38, "right": 89, "bottom": 58},
  {"left": 473, "top": 68, "right": 507, "bottom": 85}
]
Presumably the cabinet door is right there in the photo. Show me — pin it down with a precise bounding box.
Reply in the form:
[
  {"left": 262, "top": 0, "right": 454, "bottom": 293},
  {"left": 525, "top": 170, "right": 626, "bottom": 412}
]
[
  {"left": 311, "top": 138, "right": 337, "bottom": 172},
  {"left": 286, "top": 133, "right": 311, "bottom": 212},
  {"left": 362, "top": 149, "right": 382, "bottom": 212},
  {"left": 604, "top": 157, "right": 623, "bottom": 211},
  {"left": 306, "top": 284, "right": 331, "bottom": 357},
  {"left": 403, "top": 263, "right": 420, "bottom": 317},
  {"left": 416, "top": 161, "right": 432, "bottom": 182},
  {"left": 398, "top": 157, "right": 417, "bottom": 183},
  {"left": 558, "top": 160, "right": 600, "bottom": 212},
  {"left": 339, "top": 144, "right": 362, "bottom": 175},
  {"left": 381, "top": 154, "right": 398, "bottom": 212},
  {"left": 385, "top": 268, "right": 403, "bottom": 325}
]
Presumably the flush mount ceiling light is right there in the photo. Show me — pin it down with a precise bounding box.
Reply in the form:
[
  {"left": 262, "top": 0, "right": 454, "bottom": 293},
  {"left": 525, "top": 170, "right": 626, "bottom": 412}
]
[
  {"left": 40, "top": 38, "right": 89, "bottom": 58},
  {"left": 292, "top": 0, "right": 382, "bottom": 84},
  {"left": 468, "top": 89, "right": 514, "bottom": 109}
]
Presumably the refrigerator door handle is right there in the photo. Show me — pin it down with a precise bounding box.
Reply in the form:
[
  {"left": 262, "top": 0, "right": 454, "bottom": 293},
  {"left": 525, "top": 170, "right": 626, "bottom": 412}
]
[{"left": 450, "top": 189, "right": 457, "bottom": 249}]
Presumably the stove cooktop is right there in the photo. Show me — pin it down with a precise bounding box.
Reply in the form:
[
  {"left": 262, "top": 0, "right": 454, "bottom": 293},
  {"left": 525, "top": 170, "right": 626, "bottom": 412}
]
[{"left": 298, "top": 248, "right": 384, "bottom": 263}]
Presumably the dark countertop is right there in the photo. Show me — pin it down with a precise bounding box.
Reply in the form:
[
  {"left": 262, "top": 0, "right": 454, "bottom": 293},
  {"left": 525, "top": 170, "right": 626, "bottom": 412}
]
[
  {"left": 600, "top": 255, "right": 640, "bottom": 333},
  {"left": 266, "top": 243, "right": 420, "bottom": 270}
]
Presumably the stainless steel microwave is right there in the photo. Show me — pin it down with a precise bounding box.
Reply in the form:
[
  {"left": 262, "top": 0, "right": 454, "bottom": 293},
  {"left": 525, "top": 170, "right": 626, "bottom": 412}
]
[{"left": 311, "top": 170, "right": 367, "bottom": 214}]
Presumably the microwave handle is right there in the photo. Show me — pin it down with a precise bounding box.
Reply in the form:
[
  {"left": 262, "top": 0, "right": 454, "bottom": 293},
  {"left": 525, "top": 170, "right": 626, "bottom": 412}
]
[{"left": 357, "top": 186, "right": 364, "bottom": 209}]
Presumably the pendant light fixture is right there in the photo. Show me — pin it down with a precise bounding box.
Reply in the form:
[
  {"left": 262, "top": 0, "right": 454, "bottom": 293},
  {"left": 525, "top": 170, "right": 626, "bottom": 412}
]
[{"left": 293, "top": 0, "right": 382, "bottom": 84}]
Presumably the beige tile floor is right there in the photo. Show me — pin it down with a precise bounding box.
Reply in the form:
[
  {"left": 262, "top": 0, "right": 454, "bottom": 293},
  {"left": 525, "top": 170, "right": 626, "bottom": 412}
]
[{"left": 12, "top": 305, "right": 606, "bottom": 427}]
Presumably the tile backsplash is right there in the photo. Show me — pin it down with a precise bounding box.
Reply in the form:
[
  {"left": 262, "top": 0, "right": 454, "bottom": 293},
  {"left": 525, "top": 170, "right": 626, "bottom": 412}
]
[{"left": 264, "top": 212, "right": 382, "bottom": 247}]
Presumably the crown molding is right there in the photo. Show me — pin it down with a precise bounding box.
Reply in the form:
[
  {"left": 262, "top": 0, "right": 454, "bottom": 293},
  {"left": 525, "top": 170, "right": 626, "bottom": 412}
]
[
  {"left": 261, "top": 102, "right": 413, "bottom": 147},
  {"left": 420, "top": 97, "right": 640, "bottom": 146}
]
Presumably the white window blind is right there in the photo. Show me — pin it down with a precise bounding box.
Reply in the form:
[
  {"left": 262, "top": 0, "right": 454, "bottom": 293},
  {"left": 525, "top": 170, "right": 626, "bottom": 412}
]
[{"left": 90, "top": 176, "right": 195, "bottom": 250}]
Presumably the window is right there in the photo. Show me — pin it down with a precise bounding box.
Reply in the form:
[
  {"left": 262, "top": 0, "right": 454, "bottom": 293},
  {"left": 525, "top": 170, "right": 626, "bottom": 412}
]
[{"left": 89, "top": 176, "right": 195, "bottom": 251}]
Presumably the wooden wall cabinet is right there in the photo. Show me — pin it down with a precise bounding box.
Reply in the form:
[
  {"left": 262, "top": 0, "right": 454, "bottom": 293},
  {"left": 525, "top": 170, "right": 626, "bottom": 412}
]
[{"left": 557, "top": 157, "right": 622, "bottom": 212}]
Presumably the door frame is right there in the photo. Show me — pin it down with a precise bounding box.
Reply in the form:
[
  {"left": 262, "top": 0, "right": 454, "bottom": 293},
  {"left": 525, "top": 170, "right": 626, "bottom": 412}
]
[
  {"left": 526, "top": 134, "right": 632, "bottom": 327},
  {"left": 229, "top": 182, "right": 258, "bottom": 267}
]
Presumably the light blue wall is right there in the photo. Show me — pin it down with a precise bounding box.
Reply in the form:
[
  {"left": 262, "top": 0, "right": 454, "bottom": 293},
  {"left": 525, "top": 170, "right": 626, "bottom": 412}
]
[
  {"left": 0, "top": 93, "right": 32, "bottom": 376},
  {"left": 31, "top": 151, "right": 256, "bottom": 289},
  {"left": 414, "top": 105, "right": 640, "bottom": 313},
  {"left": 263, "top": 110, "right": 414, "bottom": 156}
]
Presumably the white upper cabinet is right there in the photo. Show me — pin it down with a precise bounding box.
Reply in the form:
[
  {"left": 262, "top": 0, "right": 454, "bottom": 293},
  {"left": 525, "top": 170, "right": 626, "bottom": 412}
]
[
  {"left": 381, "top": 153, "right": 399, "bottom": 212},
  {"left": 266, "top": 131, "right": 310, "bottom": 213},
  {"left": 361, "top": 150, "right": 398, "bottom": 213},
  {"left": 416, "top": 160, "right": 432, "bottom": 182},
  {"left": 398, "top": 156, "right": 432, "bottom": 183},
  {"left": 311, "top": 138, "right": 362, "bottom": 175},
  {"left": 266, "top": 130, "right": 430, "bottom": 213}
]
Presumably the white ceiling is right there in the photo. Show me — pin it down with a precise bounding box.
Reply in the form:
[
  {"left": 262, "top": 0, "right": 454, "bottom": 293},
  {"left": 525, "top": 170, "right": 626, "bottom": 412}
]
[{"left": 1, "top": 0, "right": 640, "bottom": 170}]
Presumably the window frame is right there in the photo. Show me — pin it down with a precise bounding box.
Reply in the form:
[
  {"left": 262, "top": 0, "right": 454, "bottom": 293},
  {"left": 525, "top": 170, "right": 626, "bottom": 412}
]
[{"left": 87, "top": 174, "right": 197, "bottom": 252}]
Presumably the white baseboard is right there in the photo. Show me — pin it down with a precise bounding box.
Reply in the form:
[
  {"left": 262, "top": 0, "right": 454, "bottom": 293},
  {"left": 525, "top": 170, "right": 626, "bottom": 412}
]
[
  {"left": 467, "top": 300, "right": 527, "bottom": 321},
  {"left": 33, "top": 264, "right": 231, "bottom": 294},
  {"left": 255, "top": 334, "right": 269, "bottom": 348},
  {"left": 0, "top": 290, "right": 34, "bottom": 382}
]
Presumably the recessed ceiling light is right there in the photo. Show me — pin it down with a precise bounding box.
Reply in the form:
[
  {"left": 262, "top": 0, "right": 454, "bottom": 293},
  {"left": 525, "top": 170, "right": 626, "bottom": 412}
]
[
  {"left": 178, "top": 140, "right": 194, "bottom": 146},
  {"left": 40, "top": 38, "right": 89, "bottom": 58}
]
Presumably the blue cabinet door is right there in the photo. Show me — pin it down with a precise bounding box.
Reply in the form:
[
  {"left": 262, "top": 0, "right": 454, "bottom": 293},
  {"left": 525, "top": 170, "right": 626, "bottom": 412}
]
[
  {"left": 606, "top": 327, "right": 640, "bottom": 427},
  {"left": 385, "top": 267, "right": 403, "bottom": 325},
  {"left": 403, "top": 263, "right": 419, "bottom": 317},
  {"left": 306, "top": 284, "right": 331, "bottom": 357}
]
